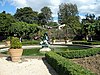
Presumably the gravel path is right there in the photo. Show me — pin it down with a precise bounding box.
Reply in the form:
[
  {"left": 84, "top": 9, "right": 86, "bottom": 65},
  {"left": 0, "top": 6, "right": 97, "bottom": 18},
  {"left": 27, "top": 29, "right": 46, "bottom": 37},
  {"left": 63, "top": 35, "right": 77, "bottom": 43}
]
[{"left": 0, "top": 57, "right": 58, "bottom": 75}]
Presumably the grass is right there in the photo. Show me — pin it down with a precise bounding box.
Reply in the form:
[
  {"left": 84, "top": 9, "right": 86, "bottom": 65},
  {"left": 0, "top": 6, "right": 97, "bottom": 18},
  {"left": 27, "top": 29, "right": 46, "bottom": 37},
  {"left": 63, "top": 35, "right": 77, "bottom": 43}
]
[
  {"left": 51, "top": 45, "right": 89, "bottom": 52},
  {"left": 73, "top": 41, "right": 100, "bottom": 45},
  {"left": 1, "top": 45, "right": 90, "bottom": 56},
  {"left": 22, "top": 48, "right": 45, "bottom": 56},
  {"left": 22, "top": 40, "right": 40, "bottom": 45},
  {"left": 1, "top": 48, "right": 45, "bottom": 56}
]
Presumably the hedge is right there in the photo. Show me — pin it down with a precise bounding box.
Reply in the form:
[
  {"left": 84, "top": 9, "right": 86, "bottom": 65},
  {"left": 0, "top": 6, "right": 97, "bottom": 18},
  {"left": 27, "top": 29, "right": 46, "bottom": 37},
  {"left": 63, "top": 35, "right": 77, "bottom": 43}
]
[
  {"left": 22, "top": 40, "right": 40, "bottom": 45},
  {"left": 57, "top": 48, "right": 100, "bottom": 59},
  {"left": 45, "top": 52, "right": 95, "bottom": 75},
  {"left": 72, "top": 41, "right": 100, "bottom": 45}
]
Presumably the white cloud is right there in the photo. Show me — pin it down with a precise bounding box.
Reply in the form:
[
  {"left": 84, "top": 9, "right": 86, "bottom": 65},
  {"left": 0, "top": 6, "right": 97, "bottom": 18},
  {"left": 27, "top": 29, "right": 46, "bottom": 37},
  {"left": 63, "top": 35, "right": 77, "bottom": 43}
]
[
  {"left": 7, "top": 0, "right": 100, "bottom": 20},
  {"left": 9, "top": 0, "right": 27, "bottom": 7}
]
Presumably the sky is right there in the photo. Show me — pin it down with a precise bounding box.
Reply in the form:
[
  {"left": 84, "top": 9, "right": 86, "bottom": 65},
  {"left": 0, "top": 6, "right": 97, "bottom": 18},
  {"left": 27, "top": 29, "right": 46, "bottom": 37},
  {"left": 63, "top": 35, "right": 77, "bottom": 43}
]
[{"left": 0, "top": 0, "right": 100, "bottom": 22}]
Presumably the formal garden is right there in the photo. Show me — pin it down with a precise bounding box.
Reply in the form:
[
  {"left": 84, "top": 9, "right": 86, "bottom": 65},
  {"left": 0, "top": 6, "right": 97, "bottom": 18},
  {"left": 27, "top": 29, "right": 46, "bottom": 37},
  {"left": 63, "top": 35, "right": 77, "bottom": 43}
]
[{"left": 0, "top": 1, "right": 100, "bottom": 75}]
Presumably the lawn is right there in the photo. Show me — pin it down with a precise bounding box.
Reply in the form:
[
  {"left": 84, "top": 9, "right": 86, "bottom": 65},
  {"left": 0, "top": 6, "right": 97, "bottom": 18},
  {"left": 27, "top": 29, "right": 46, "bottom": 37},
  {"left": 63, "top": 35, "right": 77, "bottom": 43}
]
[
  {"left": 51, "top": 45, "right": 89, "bottom": 52},
  {"left": 22, "top": 48, "right": 44, "bottom": 56},
  {"left": 1, "top": 45, "right": 90, "bottom": 56}
]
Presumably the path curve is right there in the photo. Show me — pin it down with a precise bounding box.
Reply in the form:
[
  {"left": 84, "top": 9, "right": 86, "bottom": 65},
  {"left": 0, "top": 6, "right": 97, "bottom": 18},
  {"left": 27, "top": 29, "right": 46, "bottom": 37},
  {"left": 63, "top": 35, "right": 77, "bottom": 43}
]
[{"left": 0, "top": 57, "right": 58, "bottom": 75}]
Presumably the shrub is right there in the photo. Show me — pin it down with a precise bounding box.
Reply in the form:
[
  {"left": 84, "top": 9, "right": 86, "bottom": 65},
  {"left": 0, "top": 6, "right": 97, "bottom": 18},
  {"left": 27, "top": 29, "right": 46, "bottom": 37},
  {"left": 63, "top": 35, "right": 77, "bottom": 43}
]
[
  {"left": 6, "top": 36, "right": 11, "bottom": 41},
  {"left": 22, "top": 40, "right": 40, "bottom": 45},
  {"left": 57, "top": 48, "right": 100, "bottom": 59},
  {"left": 10, "top": 37, "right": 22, "bottom": 49},
  {"left": 72, "top": 41, "right": 92, "bottom": 45},
  {"left": 72, "top": 41, "right": 100, "bottom": 45},
  {"left": 45, "top": 52, "right": 95, "bottom": 75}
]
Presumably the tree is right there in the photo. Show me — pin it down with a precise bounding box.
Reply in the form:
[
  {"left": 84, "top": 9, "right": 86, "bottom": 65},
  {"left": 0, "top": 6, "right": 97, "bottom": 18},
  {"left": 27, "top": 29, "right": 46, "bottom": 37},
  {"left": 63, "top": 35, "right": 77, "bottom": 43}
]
[
  {"left": 81, "top": 14, "right": 96, "bottom": 41},
  {"left": 58, "top": 3, "right": 80, "bottom": 36},
  {"left": 47, "top": 22, "right": 58, "bottom": 26},
  {"left": 40, "top": 6, "right": 52, "bottom": 25},
  {"left": 38, "top": 13, "right": 46, "bottom": 26},
  {"left": 10, "top": 22, "right": 39, "bottom": 39},
  {"left": 0, "top": 12, "right": 16, "bottom": 36},
  {"left": 10, "top": 22, "right": 28, "bottom": 37},
  {"left": 14, "top": 7, "right": 38, "bottom": 24},
  {"left": 94, "top": 17, "right": 100, "bottom": 40}
]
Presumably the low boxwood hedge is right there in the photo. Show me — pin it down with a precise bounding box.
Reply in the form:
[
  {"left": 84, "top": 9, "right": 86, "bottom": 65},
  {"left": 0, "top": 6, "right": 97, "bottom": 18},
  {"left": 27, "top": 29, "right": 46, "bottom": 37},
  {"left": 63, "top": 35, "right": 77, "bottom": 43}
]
[
  {"left": 45, "top": 52, "right": 95, "bottom": 75},
  {"left": 22, "top": 40, "right": 40, "bottom": 45},
  {"left": 72, "top": 41, "right": 100, "bottom": 45},
  {"left": 57, "top": 48, "right": 100, "bottom": 59}
]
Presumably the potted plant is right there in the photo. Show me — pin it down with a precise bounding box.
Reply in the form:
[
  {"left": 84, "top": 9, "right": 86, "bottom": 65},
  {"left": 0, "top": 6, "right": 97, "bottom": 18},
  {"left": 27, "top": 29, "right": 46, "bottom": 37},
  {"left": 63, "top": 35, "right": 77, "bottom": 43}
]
[{"left": 9, "top": 37, "right": 23, "bottom": 62}]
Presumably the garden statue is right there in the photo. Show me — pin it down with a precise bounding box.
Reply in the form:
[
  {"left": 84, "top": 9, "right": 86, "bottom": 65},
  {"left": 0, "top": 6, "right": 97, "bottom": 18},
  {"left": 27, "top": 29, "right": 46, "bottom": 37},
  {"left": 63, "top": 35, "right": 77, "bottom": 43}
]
[
  {"left": 40, "top": 32, "right": 51, "bottom": 51},
  {"left": 40, "top": 32, "right": 49, "bottom": 48}
]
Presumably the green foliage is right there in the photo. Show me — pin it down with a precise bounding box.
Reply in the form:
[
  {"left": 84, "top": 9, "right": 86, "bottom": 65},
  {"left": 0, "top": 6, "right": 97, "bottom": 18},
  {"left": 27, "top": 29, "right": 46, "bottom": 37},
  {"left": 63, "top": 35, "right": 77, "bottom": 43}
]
[
  {"left": 41, "top": 6, "right": 52, "bottom": 24},
  {"left": 1, "top": 48, "right": 45, "bottom": 56},
  {"left": 0, "top": 12, "right": 16, "bottom": 35},
  {"left": 38, "top": 13, "right": 46, "bottom": 25},
  {"left": 45, "top": 52, "right": 95, "bottom": 75},
  {"left": 72, "top": 41, "right": 100, "bottom": 45},
  {"left": 51, "top": 37, "right": 55, "bottom": 40},
  {"left": 47, "top": 22, "right": 58, "bottom": 26},
  {"left": 10, "top": 37, "right": 22, "bottom": 49},
  {"left": 22, "top": 40, "right": 40, "bottom": 45},
  {"left": 81, "top": 14, "right": 96, "bottom": 41},
  {"left": 38, "top": 6, "right": 52, "bottom": 26},
  {"left": 11, "top": 22, "right": 39, "bottom": 37},
  {"left": 6, "top": 36, "right": 11, "bottom": 41},
  {"left": 58, "top": 3, "right": 81, "bottom": 35},
  {"left": 23, "top": 48, "right": 44, "bottom": 56},
  {"left": 57, "top": 48, "right": 100, "bottom": 59},
  {"left": 14, "top": 7, "right": 38, "bottom": 24}
]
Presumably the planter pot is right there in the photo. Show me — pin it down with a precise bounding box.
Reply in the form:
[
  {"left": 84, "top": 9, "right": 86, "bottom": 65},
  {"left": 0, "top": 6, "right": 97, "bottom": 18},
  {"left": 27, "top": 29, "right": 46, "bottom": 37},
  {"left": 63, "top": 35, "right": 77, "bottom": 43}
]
[
  {"left": 9, "top": 48, "right": 23, "bottom": 62},
  {"left": 5, "top": 41, "right": 10, "bottom": 46}
]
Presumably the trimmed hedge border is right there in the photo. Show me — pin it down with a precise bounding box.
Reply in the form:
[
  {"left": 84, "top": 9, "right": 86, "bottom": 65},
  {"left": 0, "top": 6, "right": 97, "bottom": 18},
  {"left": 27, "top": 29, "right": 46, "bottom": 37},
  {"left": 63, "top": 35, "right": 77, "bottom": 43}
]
[
  {"left": 72, "top": 41, "right": 100, "bottom": 45},
  {"left": 22, "top": 40, "right": 40, "bottom": 45},
  {"left": 57, "top": 48, "right": 100, "bottom": 59},
  {"left": 45, "top": 52, "right": 95, "bottom": 75}
]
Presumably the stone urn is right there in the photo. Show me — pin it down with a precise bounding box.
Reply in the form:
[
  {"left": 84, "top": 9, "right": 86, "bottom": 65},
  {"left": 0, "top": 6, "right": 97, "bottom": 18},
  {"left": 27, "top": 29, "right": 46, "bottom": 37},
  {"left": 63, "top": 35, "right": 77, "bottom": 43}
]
[{"left": 9, "top": 48, "right": 23, "bottom": 62}]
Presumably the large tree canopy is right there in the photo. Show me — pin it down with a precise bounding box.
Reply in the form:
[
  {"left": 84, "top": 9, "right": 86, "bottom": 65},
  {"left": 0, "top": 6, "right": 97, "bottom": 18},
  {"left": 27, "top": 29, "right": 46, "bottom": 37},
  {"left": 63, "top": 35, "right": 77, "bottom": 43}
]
[
  {"left": 81, "top": 14, "right": 100, "bottom": 41},
  {"left": 0, "top": 12, "right": 16, "bottom": 35},
  {"left": 14, "top": 7, "right": 38, "bottom": 24},
  {"left": 58, "top": 3, "right": 80, "bottom": 35},
  {"left": 40, "top": 6, "right": 52, "bottom": 25},
  {"left": 10, "top": 22, "right": 39, "bottom": 38}
]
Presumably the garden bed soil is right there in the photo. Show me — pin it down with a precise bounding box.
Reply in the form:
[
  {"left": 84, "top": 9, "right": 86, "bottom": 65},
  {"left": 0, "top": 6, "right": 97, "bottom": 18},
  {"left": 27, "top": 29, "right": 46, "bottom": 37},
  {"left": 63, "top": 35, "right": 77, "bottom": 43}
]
[{"left": 72, "top": 54, "right": 100, "bottom": 75}]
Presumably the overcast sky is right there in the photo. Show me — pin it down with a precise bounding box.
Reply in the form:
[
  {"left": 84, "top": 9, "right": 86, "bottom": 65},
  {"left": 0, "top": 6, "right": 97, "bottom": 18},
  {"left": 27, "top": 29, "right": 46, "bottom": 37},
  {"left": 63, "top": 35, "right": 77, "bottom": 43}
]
[{"left": 0, "top": 0, "right": 100, "bottom": 22}]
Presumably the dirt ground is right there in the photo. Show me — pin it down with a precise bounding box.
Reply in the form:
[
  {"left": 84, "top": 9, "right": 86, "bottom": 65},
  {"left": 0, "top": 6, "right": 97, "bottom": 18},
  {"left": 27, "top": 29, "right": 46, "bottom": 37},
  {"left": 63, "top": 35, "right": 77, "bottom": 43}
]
[{"left": 72, "top": 54, "right": 100, "bottom": 75}]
